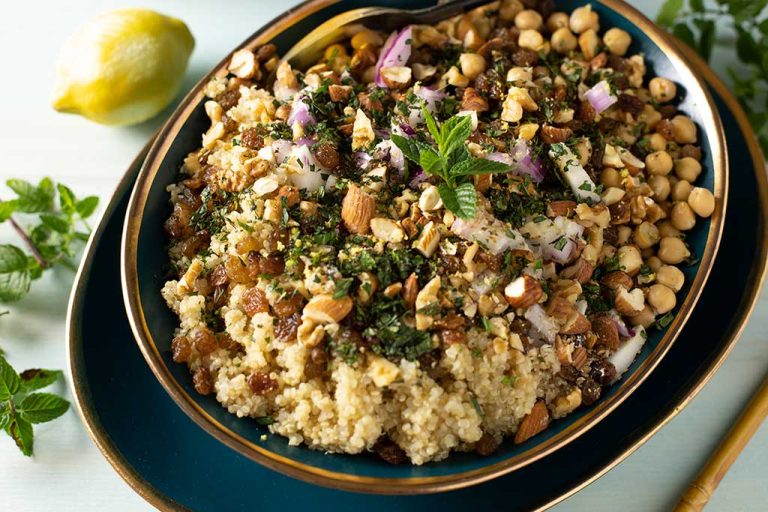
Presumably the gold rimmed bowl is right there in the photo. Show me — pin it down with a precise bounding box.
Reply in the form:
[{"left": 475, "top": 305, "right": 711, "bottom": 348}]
[{"left": 121, "top": 0, "right": 727, "bottom": 494}]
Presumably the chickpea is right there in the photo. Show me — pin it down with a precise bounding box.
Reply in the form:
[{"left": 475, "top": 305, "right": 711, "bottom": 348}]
[
  {"left": 519, "top": 29, "right": 545, "bottom": 51},
  {"left": 645, "top": 151, "right": 674, "bottom": 176},
  {"left": 551, "top": 27, "right": 578, "bottom": 53},
  {"left": 646, "top": 256, "right": 663, "bottom": 271},
  {"left": 674, "top": 157, "right": 702, "bottom": 183},
  {"left": 323, "top": 44, "right": 347, "bottom": 60},
  {"left": 547, "top": 12, "right": 570, "bottom": 32},
  {"left": 578, "top": 29, "right": 600, "bottom": 60},
  {"left": 570, "top": 4, "right": 599, "bottom": 34},
  {"left": 656, "top": 265, "right": 685, "bottom": 292},
  {"left": 499, "top": 0, "right": 524, "bottom": 21},
  {"left": 658, "top": 237, "right": 690, "bottom": 264},
  {"left": 687, "top": 187, "right": 716, "bottom": 218},
  {"left": 617, "top": 245, "right": 643, "bottom": 275},
  {"left": 647, "top": 133, "right": 668, "bottom": 152},
  {"left": 350, "top": 30, "right": 383, "bottom": 50},
  {"left": 459, "top": 53, "right": 487, "bottom": 80},
  {"left": 600, "top": 168, "right": 622, "bottom": 188},
  {"left": 649, "top": 77, "right": 677, "bottom": 103},
  {"left": 629, "top": 305, "right": 657, "bottom": 328},
  {"left": 445, "top": 66, "right": 469, "bottom": 87},
  {"left": 671, "top": 115, "right": 697, "bottom": 144},
  {"left": 515, "top": 9, "right": 543, "bottom": 30},
  {"left": 603, "top": 28, "right": 631, "bottom": 56},
  {"left": 658, "top": 221, "right": 682, "bottom": 239},
  {"left": 670, "top": 202, "right": 696, "bottom": 231},
  {"left": 671, "top": 179, "right": 693, "bottom": 202},
  {"left": 648, "top": 175, "right": 671, "bottom": 202},
  {"left": 648, "top": 284, "right": 676, "bottom": 314},
  {"left": 634, "top": 221, "right": 660, "bottom": 249},
  {"left": 617, "top": 225, "right": 633, "bottom": 245}
]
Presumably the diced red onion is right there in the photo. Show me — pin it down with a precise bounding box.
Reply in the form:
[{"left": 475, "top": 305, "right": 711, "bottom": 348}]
[
  {"left": 539, "top": 216, "right": 584, "bottom": 264},
  {"left": 295, "top": 136, "right": 315, "bottom": 147},
  {"left": 398, "top": 123, "right": 416, "bottom": 137},
  {"left": 408, "top": 169, "right": 428, "bottom": 188},
  {"left": 375, "top": 26, "right": 413, "bottom": 88},
  {"left": 354, "top": 151, "right": 372, "bottom": 169},
  {"left": 289, "top": 145, "right": 325, "bottom": 191},
  {"left": 609, "top": 327, "right": 647, "bottom": 382},
  {"left": 524, "top": 304, "right": 559, "bottom": 344},
  {"left": 408, "top": 85, "right": 446, "bottom": 126},
  {"left": 287, "top": 95, "right": 315, "bottom": 127},
  {"left": 451, "top": 215, "right": 530, "bottom": 255},
  {"left": 271, "top": 139, "right": 294, "bottom": 164},
  {"left": 608, "top": 309, "right": 636, "bottom": 338},
  {"left": 485, "top": 139, "right": 545, "bottom": 184},
  {"left": 374, "top": 139, "right": 404, "bottom": 172},
  {"left": 585, "top": 80, "right": 617, "bottom": 114}
]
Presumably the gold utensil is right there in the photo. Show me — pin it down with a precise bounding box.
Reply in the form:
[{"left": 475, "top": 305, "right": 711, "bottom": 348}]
[
  {"left": 278, "top": 0, "right": 488, "bottom": 71},
  {"left": 675, "top": 373, "right": 768, "bottom": 511}
]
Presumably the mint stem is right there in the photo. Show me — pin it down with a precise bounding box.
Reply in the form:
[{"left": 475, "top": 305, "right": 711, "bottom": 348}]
[{"left": 0, "top": 198, "right": 48, "bottom": 269}]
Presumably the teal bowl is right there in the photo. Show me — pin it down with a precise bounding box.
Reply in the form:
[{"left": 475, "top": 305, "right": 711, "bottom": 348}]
[{"left": 121, "top": 0, "right": 726, "bottom": 494}]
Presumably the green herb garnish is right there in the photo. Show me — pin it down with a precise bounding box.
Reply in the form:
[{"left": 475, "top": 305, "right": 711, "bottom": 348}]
[
  {"left": 391, "top": 103, "right": 513, "bottom": 219},
  {"left": 0, "top": 356, "right": 69, "bottom": 456}
]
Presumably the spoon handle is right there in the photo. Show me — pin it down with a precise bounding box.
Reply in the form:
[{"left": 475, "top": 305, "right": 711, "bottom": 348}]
[{"left": 674, "top": 373, "right": 768, "bottom": 512}]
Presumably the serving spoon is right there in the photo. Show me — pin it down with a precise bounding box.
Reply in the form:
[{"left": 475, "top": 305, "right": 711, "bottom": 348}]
[{"left": 277, "top": 0, "right": 492, "bottom": 72}]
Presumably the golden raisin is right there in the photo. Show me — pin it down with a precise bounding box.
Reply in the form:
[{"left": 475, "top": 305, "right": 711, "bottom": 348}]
[
  {"left": 312, "top": 142, "right": 340, "bottom": 169},
  {"left": 272, "top": 291, "right": 304, "bottom": 318},
  {"left": 225, "top": 255, "right": 251, "bottom": 284},
  {"left": 242, "top": 286, "right": 269, "bottom": 316},
  {"left": 440, "top": 329, "right": 467, "bottom": 345},
  {"left": 171, "top": 335, "right": 192, "bottom": 363},
  {"left": 194, "top": 328, "right": 219, "bottom": 356},
  {"left": 241, "top": 128, "right": 265, "bottom": 150},
  {"left": 192, "top": 367, "right": 213, "bottom": 395},
  {"left": 208, "top": 264, "right": 229, "bottom": 287},
  {"left": 275, "top": 313, "right": 301, "bottom": 342},
  {"left": 247, "top": 371, "right": 278, "bottom": 395}
]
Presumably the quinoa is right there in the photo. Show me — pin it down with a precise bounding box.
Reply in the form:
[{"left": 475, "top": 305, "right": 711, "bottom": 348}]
[{"left": 161, "top": 1, "right": 714, "bottom": 464}]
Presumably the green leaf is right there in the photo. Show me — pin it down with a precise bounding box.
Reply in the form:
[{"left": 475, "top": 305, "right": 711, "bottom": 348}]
[
  {"left": 19, "top": 369, "right": 63, "bottom": 393},
  {"left": 18, "top": 393, "right": 70, "bottom": 424},
  {"left": 690, "top": 0, "right": 704, "bottom": 12},
  {"left": 0, "top": 245, "right": 31, "bottom": 303},
  {"left": 57, "top": 184, "right": 76, "bottom": 215},
  {"left": 440, "top": 115, "right": 473, "bottom": 161},
  {"left": 7, "top": 178, "right": 54, "bottom": 213},
  {"left": 672, "top": 23, "right": 696, "bottom": 49},
  {"left": 40, "top": 214, "right": 70, "bottom": 234},
  {"left": 759, "top": 19, "right": 768, "bottom": 35},
  {"left": 0, "top": 405, "right": 10, "bottom": 431},
  {"left": 8, "top": 416, "right": 34, "bottom": 456},
  {"left": 422, "top": 103, "right": 441, "bottom": 145},
  {"left": 390, "top": 134, "right": 420, "bottom": 164},
  {"left": 419, "top": 147, "right": 442, "bottom": 175},
  {"left": 728, "top": 0, "right": 768, "bottom": 23},
  {"left": 694, "top": 19, "right": 716, "bottom": 61},
  {"left": 75, "top": 196, "right": 99, "bottom": 219},
  {"left": 657, "top": 0, "right": 684, "bottom": 27},
  {"left": 0, "top": 355, "right": 22, "bottom": 401},
  {"left": 438, "top": 182, "right": 477, "bottom": 219},
  {"left": 450, "top": 157, "right": 513, "bottom": 177},
  {"left": 736, "top": 27, "right": 761, "bottom": 65},
  {"left": 332, "top": 277, "right": 354, "bottom": 299},
  {"left": 0, "top": 200, "right": 17, "bottom": 222}
]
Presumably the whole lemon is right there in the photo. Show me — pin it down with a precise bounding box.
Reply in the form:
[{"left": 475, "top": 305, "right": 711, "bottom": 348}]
[{"left": 52, "top": 9, "right": 194, "bottom": 126}]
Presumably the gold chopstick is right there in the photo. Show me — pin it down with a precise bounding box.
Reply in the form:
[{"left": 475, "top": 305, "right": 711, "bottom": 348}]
[{"left": 675, "top": 373, "right": 768, "bottom": 511}]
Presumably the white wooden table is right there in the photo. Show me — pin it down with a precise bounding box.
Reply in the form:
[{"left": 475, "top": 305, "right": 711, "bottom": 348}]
[{"left": 1, "top": 1, "right": 766, "bottom": 510}]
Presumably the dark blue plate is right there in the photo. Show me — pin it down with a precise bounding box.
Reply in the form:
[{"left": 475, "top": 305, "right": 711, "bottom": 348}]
[
  {"left": 68, "top": 44, "right": 765, "bottom": 510},
  {"left": 121, "top": 0, "right": 726, "bottom": 490}
]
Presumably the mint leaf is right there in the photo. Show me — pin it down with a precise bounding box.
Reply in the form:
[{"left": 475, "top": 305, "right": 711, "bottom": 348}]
[
  {"left": 422, "top": 103, "right": 441, "bottom": 144},
  {"left": 332, "top": 277, "right": 354, "bottom": 299},
  {"left": 18, "top": 393, "right": 70, "bottom": 424},
  {"left": 672, "top": 23, "right": 696, "bottom": 49},
  {"left": 391, "top": 134, "right": 420, "bottom": 164},
  {"left": 76, "top": 196, "right": 99, "bottom": 219},
  {"left": 0, "top": 404, "right": 10, "bottom": 431},
  {"left": 19, "top": 369, "right": 63, "bottom": 393},
  {"left": 57, "top": 184, "right": 76, "bottom": 215},
  {"left": 7, "top": 178, "right": 54, "bottom": 213},
  {"left": 440, "top": 115, "right": 473, "bottom": 161},
  {"left": 40, "top": 214, "right": 70, "bottom": 234},
  {"left": 0, "top": 245, "right": 31, "bottom": 303},
  {"left": 8, "top": 416, "right": 34, "bottom": 456},
  {"left": 419, "top": 147, "right": 442, "bottom": 174},
  {"left": 657, "top": 0, "right": 683, "bottom": 27},
  {"left": 0, "top": 200, "right": 17, "bottom": 222},
  {"left": 450, "top": 157, "right": 512, "bottom": 177},
  {"left": 0, "top": 356, "right": 21, "bottom": 401},
  {"left": 438, "top": 182, "right": 477, "bottom": 219}
]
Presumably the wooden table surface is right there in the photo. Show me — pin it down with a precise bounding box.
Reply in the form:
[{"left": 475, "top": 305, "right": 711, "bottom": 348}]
[{"left": 1, "top": 1, "right": 766, "bottom": 510}]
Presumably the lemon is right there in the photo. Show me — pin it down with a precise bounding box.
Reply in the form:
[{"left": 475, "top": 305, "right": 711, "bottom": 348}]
[{"left": 52, "top": 9, "right": 194, "bottom": 126}]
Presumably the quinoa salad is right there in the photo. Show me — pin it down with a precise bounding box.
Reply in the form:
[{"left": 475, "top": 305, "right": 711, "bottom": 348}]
[{"left": 161, "top": 1, "right": 716, "bottom": 465}]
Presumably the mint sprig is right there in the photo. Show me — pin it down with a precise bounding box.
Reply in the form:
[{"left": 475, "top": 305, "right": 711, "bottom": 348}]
[
  {"left": 0, "top": 178, "right": 98, "bottom": 303},
  {"left": 391, "top": 104, "right": 513, "bottom": 219},
  {"left": 0, "top": 356, "right": 69, "bottom": 456}
]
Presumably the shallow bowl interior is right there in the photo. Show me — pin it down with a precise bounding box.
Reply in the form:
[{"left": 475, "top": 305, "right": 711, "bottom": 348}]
[{"left": 122, "top": 0, "right": 726, "bottom": 493}]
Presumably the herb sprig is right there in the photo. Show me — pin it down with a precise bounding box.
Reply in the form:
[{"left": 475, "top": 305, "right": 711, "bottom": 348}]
[
  {"left": 657, "top": 0, "right": 768, "bottom": 152},
  {"left": 392, "top": 104, "right": 513, "bottom": 219},
  {"left": 0, "top": 178, "right": 98, "bottom": 302},
  {"left": 0, "top": 356, "right": 70, "bottom": 456}
]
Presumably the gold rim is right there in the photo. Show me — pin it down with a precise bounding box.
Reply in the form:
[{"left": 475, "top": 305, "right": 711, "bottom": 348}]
[{"left": 119, "top": 0, "right": 727, "bottom": 494}]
